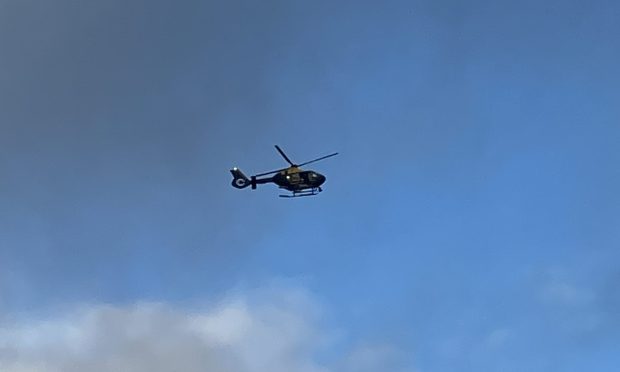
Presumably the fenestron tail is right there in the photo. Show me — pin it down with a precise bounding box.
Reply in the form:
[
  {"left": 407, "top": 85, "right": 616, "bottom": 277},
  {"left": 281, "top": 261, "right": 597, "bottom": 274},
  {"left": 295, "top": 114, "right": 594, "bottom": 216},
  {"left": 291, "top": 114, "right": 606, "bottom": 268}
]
[{"left": 230, "top": 167, "right": 251, "bottom": 189}]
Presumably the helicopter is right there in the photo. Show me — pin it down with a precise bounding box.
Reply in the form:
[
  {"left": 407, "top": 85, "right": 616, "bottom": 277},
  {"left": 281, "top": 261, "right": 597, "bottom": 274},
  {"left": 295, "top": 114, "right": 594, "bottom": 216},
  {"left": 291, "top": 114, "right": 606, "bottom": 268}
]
[{"left": 230, "top": 145, "right": 338, "bottom": 198}]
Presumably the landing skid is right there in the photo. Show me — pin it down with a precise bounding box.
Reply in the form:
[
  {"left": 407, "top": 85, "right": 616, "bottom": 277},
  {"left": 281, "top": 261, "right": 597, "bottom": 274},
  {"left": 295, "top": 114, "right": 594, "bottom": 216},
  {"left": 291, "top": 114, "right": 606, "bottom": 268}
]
[{"left": 279, "top": 187, "right": 322, "bottom": 198}]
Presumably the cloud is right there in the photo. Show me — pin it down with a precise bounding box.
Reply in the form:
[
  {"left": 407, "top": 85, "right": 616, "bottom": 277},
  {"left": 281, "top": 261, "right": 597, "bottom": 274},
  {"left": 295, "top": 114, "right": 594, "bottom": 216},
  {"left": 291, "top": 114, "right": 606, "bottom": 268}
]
[
  {"left": 0, "top": 286, "right": 409, "bottom": 372},
  {"left": 0, "top": 288, "right": 324, "bottom": 372},
  {"left": 338, "top": 343, "right": 411, "bottom": 372},
  {"left": 0, "top": 0, "right": 297, "bottom": 309},
  {"left": 519, "top": 265, "right": 620, "bottom": 351},
  {"left": 539, "top": 268, "right": 596, "bottom": 307}
]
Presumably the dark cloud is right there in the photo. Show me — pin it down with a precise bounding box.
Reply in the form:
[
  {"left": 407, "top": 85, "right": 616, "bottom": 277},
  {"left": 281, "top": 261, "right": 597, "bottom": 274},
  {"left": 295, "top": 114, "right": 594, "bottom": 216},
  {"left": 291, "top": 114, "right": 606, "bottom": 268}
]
[{"left": 0, "top": 0, "right": 303, "bottom": 308}]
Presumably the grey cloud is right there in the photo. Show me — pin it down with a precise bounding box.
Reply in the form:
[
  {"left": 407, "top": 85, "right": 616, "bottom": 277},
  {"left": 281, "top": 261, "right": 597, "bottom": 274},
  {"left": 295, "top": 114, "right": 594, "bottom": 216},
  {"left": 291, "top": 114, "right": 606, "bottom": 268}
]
[{"left": 0, "top": 0, "right": 302, "bottom": 308}]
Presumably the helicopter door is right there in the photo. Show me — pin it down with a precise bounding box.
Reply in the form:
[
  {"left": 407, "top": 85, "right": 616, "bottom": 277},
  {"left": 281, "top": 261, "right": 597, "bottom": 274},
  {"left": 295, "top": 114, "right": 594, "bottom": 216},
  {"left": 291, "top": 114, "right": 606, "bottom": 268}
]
[{"left": 287, "top": 173, "right": 301, "bottom": 184}]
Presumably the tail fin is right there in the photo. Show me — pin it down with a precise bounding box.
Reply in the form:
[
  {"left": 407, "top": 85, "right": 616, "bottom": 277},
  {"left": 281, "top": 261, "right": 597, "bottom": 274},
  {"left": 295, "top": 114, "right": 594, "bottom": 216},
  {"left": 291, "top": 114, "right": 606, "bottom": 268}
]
[{"left": 230, "top": 167, "right": 251, "bottom": 189}]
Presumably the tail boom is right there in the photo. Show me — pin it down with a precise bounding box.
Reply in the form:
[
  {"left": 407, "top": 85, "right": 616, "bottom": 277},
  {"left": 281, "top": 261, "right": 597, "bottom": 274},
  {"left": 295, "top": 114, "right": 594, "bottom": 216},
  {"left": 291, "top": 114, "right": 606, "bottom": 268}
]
[{"left": 230, "top": 168, "right": 274, "bottom": 190}]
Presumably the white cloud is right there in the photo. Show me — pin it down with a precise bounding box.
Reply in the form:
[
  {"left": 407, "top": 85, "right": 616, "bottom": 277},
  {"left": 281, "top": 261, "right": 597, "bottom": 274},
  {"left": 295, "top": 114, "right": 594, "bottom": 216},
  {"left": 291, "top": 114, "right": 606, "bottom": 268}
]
[
  {"left": 338, "top": 343, "right": 411, "bottom": 372},
  {"left": 535, "top": 267, "right": 613, "bottom": 336},
  {"left": 542, "top": 280, "right": 595, "bottom": 307},
  {"left": 0, "top": 287, "right": 332, "bottom": 372},
  {"left": 485, "top": 328, "right": 512, "bottom": 349},
  {"left": 538, "top": 268, "right": 596, "bottom": 307},
  {"left": 0, "top": 286, "right": 411, "bottom": 372}
]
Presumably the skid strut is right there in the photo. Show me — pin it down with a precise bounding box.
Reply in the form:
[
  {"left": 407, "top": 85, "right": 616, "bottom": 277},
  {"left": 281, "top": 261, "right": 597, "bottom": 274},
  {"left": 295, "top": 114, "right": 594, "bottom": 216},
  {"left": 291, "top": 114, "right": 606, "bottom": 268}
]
[{"left": 279, "top": 187, "right": 322, "bottom": 198}]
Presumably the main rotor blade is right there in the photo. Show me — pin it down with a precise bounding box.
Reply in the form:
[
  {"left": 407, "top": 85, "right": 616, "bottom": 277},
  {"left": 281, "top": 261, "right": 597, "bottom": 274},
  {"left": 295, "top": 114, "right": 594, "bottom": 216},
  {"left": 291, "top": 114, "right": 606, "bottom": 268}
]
[
  {"left": 298, "top": 152, "right": 339, "bottom": 167},
  {"left": 275, "top": 145, "right": 295, "bottom": 166},
  {"left": 254, "top": 167, "right": 289, "bottom": 177}
]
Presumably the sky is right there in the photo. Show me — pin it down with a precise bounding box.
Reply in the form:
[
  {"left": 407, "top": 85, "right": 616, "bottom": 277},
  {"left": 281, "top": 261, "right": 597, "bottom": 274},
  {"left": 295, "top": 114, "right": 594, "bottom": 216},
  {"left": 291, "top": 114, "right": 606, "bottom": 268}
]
[{"left": 1, "top": 0, "right": 619, "bottom": 371}]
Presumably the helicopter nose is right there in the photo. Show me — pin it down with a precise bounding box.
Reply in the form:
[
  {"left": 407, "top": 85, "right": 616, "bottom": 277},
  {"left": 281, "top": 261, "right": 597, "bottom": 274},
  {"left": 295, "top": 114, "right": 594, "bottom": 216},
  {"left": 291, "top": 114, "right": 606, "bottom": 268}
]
[{"left": 317, "top": 174, "right": 326, "bottom": 185}]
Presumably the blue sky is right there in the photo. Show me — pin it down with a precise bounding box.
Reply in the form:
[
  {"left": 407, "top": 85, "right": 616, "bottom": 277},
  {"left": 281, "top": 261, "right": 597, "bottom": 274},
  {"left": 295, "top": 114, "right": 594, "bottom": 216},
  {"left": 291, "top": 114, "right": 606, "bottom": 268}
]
[{"left": 1, "top": 1, "right": 619, "bottom": 371}]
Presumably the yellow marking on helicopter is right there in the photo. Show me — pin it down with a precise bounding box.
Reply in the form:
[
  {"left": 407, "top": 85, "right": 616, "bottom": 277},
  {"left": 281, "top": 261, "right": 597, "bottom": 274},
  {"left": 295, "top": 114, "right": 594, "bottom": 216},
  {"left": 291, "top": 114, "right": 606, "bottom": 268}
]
[{"left": 282, "top": 166, "right": 302, "bottom": 174}]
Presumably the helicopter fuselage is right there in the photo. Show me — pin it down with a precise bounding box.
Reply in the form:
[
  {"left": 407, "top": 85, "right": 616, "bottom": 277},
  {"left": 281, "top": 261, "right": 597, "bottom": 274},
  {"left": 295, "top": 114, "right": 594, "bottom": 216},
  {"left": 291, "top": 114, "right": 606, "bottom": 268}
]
[
  {"left": 230, "top": 145, "right": 336, "bottom": 197},
  {"left": 271, "top": 167, "right": 326, "bottom": 191}
]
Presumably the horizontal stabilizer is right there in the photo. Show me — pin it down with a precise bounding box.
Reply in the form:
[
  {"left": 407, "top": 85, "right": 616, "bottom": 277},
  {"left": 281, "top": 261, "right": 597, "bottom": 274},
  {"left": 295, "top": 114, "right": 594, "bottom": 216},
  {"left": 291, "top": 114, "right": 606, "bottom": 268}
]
[{"left": 230, "top": 168, "right": 250, "bottom": 189}]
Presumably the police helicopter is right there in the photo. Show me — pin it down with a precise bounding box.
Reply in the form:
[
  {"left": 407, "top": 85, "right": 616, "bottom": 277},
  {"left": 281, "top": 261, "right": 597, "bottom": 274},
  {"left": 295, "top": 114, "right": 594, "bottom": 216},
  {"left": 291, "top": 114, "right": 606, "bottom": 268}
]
[{"left": 230, "top": 145, "right": 338, "bottom": 198}]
